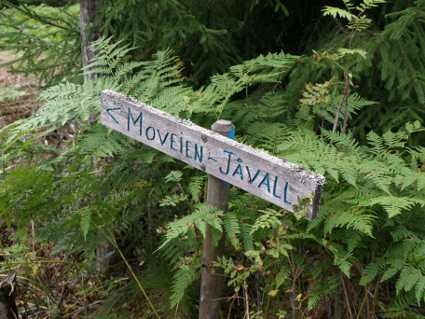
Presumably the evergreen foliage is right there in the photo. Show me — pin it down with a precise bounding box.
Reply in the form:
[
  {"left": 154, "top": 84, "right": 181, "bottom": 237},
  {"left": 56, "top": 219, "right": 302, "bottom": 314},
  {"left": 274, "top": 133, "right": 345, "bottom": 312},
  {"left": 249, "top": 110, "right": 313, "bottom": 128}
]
[{"left": 0, "top": 1, "right": 80, "bottom": 84}]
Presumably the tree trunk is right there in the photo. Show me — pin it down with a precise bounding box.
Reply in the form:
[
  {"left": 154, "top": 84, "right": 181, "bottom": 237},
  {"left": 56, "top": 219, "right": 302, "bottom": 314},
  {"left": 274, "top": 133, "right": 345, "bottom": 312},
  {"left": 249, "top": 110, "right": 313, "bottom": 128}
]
[
  {"left": 79, "top": 0, "right": 102, "bottom": 81},
  {"left": 79, "top": 0, "right": 112, "bottom": 274}
]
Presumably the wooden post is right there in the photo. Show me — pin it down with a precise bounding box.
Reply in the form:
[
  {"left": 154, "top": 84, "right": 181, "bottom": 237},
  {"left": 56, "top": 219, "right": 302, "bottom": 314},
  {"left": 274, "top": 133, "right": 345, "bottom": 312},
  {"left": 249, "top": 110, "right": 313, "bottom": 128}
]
[{"left": 199, "top": 120, "right": 234, "bottom": 319}]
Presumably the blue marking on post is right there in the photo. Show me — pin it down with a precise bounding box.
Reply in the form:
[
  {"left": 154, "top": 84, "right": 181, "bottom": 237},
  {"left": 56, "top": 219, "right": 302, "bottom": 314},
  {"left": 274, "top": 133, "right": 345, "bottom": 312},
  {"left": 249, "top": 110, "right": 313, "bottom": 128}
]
[
  {"left": 227, "top": 127, "right": 236, "bottom": 140},
  {"left": 106, "top": 107, "right": 121, "bottom": 124}
]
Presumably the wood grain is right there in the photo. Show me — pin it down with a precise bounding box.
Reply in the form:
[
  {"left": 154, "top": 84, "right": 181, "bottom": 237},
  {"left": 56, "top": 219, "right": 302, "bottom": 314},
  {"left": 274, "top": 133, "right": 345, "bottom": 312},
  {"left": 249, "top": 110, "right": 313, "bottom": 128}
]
[{"left": 100, "top": 90, "right": 325, "bottom": 218}]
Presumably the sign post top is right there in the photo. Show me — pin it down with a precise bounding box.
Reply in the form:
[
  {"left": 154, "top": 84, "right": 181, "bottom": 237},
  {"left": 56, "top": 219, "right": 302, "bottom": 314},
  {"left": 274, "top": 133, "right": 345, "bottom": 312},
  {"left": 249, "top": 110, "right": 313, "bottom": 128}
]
[
  {"left": 211, "top": 120, "right": 234, "bottom": 137},
  {"left": 100, "top": 90, "right": 325, "bottom": 219}
]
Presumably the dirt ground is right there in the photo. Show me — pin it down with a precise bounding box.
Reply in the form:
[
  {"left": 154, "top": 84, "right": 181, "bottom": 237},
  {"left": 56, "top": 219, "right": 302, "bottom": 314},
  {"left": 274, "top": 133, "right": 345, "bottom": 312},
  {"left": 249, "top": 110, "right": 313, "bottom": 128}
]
[{"left": 0, "top": 51, "right": 39, "bottom": 128}]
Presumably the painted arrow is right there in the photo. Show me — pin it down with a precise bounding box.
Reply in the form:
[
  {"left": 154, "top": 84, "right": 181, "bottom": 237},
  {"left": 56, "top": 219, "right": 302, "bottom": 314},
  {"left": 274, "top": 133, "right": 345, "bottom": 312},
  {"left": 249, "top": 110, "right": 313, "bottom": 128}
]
[{"left": 106, "top": 107, "right": 121, "bottom": 124}]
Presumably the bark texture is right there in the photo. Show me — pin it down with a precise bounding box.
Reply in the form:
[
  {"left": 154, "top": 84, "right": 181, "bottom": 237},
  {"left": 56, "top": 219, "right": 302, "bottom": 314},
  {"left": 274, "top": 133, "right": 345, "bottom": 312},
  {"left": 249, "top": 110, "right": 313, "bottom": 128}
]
[{"left": 79, "top": 0, "right": 102, "bottom": 80}]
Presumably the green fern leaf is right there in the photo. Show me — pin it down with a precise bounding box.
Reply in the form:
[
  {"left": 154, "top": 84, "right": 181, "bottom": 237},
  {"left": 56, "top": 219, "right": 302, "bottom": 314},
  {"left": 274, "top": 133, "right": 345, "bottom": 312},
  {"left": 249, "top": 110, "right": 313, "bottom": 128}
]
[
  {"left": 80, "top": 207, "right": 92, "bottom": 240},
  {"left": 223, "top": 212, "right": 241, "bottom": 249},
  {"left": 170, "top": 262, "right": 200, "bottom": 308},
  {"left": 322, "top": 6, "right": 355, "bottom": 21},
  {"left": 360, "top": 262, "right": 379, "bottom": 285}
]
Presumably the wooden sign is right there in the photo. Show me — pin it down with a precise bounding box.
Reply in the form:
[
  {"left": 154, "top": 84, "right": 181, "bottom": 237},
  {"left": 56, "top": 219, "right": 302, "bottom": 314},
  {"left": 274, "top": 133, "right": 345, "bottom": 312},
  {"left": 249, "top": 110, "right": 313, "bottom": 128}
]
[{"left": 100, "top": 90, "right": 325, "bottom": 218}]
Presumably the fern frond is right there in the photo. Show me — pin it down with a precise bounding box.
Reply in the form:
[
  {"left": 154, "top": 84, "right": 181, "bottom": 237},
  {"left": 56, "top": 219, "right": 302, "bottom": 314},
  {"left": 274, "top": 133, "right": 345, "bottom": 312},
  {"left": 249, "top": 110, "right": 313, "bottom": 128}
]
[
  {"left": 361, "top": 196, "right": 425, "bottom": 218},
  {"left": 240, "top": 223, "right": 254, "bottom": 251},
  {"left": 84, "top": 36, "right": 136, "bottom": 77},
  {"left": 250, "top": 208, "right": 283, "bottom": 235},
  {"left": 77, "top": 124, "right": 130, "bottom": 157},
  {"left": 170, "top": 262, "right": 200, "bottom": 308},
  {"left": 246, "top": 122, "right": 292, "bottom": 153},
  {"left": 396, "top": 266, "right": 424, "bottom": 298},
  {"left": 158, "top": 204, "right": 223, "bottom": 250},
  {"left": 360, "top": 262, "right": 380, "bottom": 285},
  {"left": 342, "top": 0, "right": 355, "bottom": 10},
  {"left": 197, "top": 52, "right": 298, "bottom": 115},
  {"left": 187, "top": 175, "right": 205, "bottom": 203},
  {"left": 324, "top": 209, "right": 377, "bottom": 236},
  {"left": 223, "top": 212, "right": 241, "bottom": 249},
  {"left": 322, "top": 130, "right": 360, "bottom": 154},
  {"left": 159, "top": 194, "right": 188, "bottom": 207},
  {"left": 0, "top": 87, "right": 25, "bottom": 102},
  {"left": 322, "top": 6, "right": 355, "bottom": 21},
  {"left": 357, "top": 0, "right": 386, "bottom": 13}
]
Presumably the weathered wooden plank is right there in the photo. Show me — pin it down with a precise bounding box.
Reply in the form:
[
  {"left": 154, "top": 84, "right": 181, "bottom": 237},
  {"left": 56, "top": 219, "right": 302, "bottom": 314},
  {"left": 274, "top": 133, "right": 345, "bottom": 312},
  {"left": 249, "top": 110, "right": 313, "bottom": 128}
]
[{"left": 100, "top": 90, "right": 325, "bottom": 218}]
